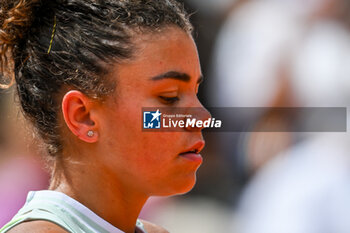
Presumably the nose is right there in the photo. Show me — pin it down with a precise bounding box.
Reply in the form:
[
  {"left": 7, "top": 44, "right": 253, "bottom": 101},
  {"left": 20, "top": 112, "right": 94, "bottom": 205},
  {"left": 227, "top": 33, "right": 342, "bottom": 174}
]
[{"left": 184, "top": 99, "right": 212, "bottom": 132}]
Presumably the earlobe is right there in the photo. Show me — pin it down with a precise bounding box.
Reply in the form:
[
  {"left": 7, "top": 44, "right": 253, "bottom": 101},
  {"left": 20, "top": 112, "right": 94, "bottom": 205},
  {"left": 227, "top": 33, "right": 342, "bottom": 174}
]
[
  {"left": 62, "top": 90, "right": 99, "bottom": 143},
  {"left": 77, "top": 127, "right": 99, "bottom": 143}
]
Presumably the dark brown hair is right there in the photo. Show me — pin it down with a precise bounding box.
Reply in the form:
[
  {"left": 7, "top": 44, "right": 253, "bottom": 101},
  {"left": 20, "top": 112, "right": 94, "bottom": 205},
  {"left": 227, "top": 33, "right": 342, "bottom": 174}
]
[{"left": 0, "top": 0, "right": 192, "bottom": 156}]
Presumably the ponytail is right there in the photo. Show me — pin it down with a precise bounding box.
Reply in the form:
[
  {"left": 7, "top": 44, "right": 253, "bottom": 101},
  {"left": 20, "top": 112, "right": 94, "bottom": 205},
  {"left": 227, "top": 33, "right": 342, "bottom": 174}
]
[{"left": 0, "top": 0, "right": 42, "bottom": 88}]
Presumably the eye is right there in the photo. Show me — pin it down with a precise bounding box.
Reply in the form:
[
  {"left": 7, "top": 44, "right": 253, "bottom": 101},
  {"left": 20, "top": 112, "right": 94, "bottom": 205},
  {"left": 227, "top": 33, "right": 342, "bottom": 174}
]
[{"left": 159, "top": 96, "right": 179, "bottom": 105}]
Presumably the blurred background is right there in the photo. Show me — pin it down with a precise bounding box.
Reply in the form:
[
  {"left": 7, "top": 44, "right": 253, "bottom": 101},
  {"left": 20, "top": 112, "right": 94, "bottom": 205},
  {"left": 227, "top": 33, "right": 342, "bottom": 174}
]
[{"left": 2, "top": 0, "right": 350, "bottom": 232}]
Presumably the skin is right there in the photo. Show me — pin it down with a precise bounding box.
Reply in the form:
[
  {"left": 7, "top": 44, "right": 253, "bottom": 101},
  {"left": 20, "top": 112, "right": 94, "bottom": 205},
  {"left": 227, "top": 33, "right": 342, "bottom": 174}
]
[{"left": 10, "top": 26, "right": 208, "bottom": 233}]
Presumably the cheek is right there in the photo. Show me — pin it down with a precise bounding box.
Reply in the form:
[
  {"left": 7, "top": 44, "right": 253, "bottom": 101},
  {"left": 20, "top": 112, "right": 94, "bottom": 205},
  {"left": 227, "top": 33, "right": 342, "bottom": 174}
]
[
  {"left": 103, "top": 102, "right": 181, "bottom": 166},
  {"left": 128, "top": 132, "right": 181, "bottom": 167},
  {"left": 103, "top": 115, "right": 199, "bottom": 195},
  {"left": 102, "top": 90, "right": 179, "bottom": 160},
  {"left": 100, "top": 93, "right": 199, "bottom": 194}
]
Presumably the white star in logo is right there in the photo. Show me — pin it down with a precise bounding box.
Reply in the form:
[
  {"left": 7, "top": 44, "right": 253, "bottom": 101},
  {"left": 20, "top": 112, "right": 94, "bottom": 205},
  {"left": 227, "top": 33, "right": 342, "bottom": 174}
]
[{"left": 151, "top": 109, "right": 162, "bottom": 122}]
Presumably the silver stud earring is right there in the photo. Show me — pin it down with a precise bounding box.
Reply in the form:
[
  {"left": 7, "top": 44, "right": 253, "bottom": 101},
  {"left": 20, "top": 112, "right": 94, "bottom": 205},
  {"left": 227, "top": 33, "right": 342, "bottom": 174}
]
[{"left": 87, "top": 130, "right": 94, "bottom": 137}]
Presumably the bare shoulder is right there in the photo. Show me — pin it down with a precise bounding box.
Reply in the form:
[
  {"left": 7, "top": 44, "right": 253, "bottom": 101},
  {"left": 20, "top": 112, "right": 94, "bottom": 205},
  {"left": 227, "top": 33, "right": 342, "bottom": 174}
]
[
  {"left": 140, "top": 219, "right": 169, "bottom": 233},
  {"left": 7, "top": 220, "right": 68, "bottom": 233}
]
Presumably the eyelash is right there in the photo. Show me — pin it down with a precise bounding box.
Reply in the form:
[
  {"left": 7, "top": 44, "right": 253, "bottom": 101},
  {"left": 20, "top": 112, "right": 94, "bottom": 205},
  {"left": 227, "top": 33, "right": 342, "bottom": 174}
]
[{"left": 159, "top": 96, "right": 179, "bottom": 105}]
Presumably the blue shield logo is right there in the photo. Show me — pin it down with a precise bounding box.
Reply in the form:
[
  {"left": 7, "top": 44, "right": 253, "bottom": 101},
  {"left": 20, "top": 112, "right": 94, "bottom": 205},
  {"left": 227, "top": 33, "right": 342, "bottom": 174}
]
[{"left": 143, "top": 109, "right": 162, "bottom": 129}]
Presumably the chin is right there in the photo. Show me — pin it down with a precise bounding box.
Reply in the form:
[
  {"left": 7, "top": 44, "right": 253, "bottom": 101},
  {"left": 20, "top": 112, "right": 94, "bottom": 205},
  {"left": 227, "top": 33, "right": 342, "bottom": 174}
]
[{"left": 156, "top": 174, "right": 198, "bottom": 197}]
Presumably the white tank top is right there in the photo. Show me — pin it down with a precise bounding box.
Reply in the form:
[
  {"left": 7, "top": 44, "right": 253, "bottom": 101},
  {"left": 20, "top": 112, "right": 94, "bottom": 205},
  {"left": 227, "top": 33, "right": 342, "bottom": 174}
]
[{"left": 0, "top": 190, "right": 147, "bottom": 233}]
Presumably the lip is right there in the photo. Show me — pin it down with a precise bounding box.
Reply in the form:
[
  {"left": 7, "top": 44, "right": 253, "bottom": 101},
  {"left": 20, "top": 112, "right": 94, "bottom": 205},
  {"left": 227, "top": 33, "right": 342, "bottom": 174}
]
[
  {"left": 180, "top": 141, "right": 205, "bottom": 154},
  {"left": 178, "top": 140, "right": 205, "bottom": 162}
]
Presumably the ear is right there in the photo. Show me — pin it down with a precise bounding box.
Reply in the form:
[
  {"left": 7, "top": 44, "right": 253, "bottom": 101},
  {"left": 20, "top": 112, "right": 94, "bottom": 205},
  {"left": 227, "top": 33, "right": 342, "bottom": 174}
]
[{"left": 62, "top": 90, "right": 99, "bottom": 143}]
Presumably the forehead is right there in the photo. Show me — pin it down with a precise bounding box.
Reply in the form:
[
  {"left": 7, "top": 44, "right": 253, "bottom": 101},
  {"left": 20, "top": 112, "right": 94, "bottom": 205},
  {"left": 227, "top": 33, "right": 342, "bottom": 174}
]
[{"left": 112, "top": 27, "right": 201, "bottom": 86}]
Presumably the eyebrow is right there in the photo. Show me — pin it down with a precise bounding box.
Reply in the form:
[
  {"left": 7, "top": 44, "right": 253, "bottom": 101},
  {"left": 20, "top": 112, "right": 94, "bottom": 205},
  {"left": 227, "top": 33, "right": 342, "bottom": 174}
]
[{"left": 150, "top": 71, "right": 203, "bottom": 84}]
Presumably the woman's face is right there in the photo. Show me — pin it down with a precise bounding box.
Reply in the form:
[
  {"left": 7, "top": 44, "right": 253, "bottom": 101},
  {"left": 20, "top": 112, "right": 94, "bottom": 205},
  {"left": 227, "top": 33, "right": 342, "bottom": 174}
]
[{"left": 97, "top": 27, "right": 209, "bottom": 196}]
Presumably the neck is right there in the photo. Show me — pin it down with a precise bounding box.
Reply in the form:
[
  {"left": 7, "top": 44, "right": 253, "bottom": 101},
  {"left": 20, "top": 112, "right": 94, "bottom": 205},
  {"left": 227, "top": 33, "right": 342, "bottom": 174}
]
[{"left": 49, "top": 157, "right": 148, "bottom": 233}]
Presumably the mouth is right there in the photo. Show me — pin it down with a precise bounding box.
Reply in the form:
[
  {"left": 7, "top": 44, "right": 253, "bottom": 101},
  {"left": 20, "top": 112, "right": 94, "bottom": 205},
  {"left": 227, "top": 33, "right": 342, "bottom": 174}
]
[
  {"left": 178, "top": 141, "right": 205, "bottom": 162},
  {"left": 180, "top": 149, "right": 199, "bottom": 154}
]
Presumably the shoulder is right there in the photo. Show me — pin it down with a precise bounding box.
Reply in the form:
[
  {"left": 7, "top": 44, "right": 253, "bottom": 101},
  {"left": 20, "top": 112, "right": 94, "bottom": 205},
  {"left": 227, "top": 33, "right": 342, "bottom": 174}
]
[
  {"left": 140, "top": 219, "right": 169, "bottom": 233},
  {"left": 6, "top": 220, "right": 68, "bottom": 233}
]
